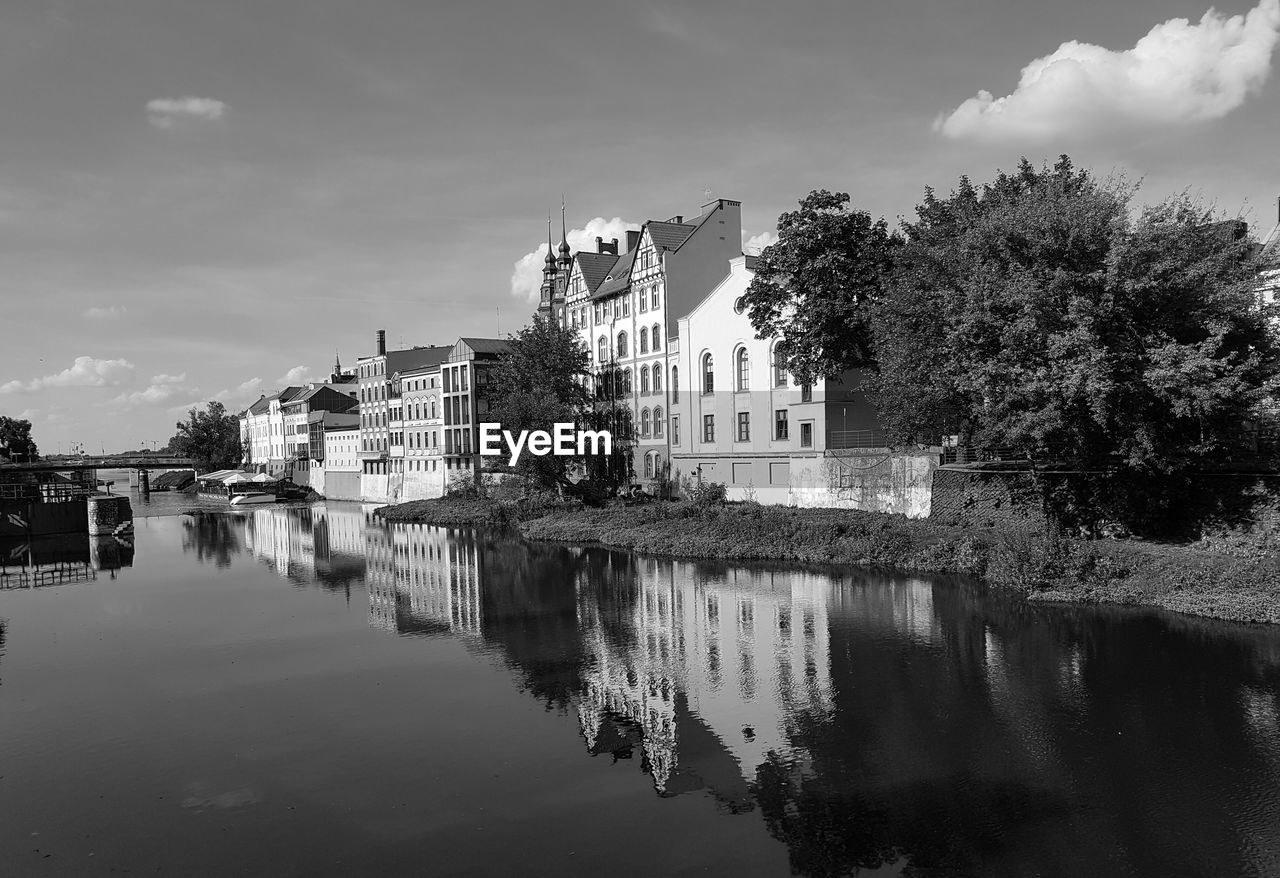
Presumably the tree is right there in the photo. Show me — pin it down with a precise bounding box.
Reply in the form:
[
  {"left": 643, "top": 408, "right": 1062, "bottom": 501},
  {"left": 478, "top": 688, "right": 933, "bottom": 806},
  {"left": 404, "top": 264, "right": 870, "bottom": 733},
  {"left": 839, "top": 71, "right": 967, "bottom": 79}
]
[
  {"left": 865, "top": 156, "right": 1280, "bottom": 530},
  {"left": 168, "top": 401, "right": 246, "bottom": 473},
  {"left": 0, "top": 416, "right": 38, "bottom": 461},
  {"left": 741, "top": 189, "right": 902, "bottom": 385}
]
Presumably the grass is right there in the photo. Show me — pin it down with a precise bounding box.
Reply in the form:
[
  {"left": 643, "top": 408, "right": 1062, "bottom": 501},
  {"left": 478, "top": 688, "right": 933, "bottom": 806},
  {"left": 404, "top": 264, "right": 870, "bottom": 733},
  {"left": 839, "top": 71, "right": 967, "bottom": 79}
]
[{"left": 377, "top": 495, "right": 1280, "bottom": 625}]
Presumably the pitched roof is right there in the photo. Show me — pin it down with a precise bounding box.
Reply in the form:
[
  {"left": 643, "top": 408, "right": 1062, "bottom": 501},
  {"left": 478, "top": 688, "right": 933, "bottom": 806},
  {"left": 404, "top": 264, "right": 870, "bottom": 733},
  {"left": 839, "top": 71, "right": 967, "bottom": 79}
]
[
  {"left": 248, "top": 395, "right": 272, "bottom": 415},
  {"left": 277, "top": 386, "right": 305, "bottom": 404},
  {"left": 575, "top": 252, "right": 619, "bottom": 294},
  {"left": 646, "top": 220, "right": 697, "bottom": 252},
  {"left": 386, "top": 345, "right": 452, "bottom": 375},
  {"left": 457, "top": 337, "right": 512, "bottom": 355},
  {"left": 591, "top": 246, "right": 638, "bottom": 300}
]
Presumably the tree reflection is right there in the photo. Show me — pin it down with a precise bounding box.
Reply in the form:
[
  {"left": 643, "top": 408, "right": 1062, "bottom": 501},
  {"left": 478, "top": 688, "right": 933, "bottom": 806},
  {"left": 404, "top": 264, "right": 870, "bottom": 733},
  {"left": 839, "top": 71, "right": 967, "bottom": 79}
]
[{"left": 180, "top": 512, "right": 244, "bottom": 568}]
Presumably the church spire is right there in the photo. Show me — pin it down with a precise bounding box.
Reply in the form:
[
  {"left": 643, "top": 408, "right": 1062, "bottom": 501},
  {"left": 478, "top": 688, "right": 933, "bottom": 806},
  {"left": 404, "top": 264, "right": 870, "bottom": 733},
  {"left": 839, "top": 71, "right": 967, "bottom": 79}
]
[{"left": 558, "top": 196, "right": 571, "bottom": 269}]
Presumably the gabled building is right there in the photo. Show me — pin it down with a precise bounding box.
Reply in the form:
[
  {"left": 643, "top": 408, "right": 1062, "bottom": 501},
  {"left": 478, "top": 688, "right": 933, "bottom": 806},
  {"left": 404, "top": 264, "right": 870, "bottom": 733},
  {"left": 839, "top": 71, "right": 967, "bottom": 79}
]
[{"left": 282, "top": 383, "right": 359, "bottom": 482}]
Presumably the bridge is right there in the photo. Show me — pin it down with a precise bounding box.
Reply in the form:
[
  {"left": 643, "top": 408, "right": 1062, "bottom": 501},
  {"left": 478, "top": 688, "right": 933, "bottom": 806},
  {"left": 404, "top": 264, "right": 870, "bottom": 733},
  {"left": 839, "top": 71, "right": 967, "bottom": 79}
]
[{"left": 0, "top": 455, "right": 198, "bottom": 473}]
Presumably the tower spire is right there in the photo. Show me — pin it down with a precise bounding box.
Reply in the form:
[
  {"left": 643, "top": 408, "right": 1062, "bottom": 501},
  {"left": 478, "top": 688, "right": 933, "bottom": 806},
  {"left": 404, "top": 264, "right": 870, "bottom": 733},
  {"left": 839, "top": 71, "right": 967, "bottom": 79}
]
[{"left": 558, "top": 196, "right": 571, "bottom": 268}]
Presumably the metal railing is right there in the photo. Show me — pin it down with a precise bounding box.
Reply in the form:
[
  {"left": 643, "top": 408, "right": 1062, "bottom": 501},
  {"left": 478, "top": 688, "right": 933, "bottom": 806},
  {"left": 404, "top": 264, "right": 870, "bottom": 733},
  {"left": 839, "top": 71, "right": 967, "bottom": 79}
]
[{"left": 828, "top": 429, "right": 887, "bottom": 450}]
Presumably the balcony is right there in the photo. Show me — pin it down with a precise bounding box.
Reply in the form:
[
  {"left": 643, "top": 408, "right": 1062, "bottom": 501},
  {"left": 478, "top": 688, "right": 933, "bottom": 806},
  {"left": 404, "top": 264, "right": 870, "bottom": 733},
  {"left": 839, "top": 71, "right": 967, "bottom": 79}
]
[{"left": 357, "top": 449, "right": 388, "bottom": 460}]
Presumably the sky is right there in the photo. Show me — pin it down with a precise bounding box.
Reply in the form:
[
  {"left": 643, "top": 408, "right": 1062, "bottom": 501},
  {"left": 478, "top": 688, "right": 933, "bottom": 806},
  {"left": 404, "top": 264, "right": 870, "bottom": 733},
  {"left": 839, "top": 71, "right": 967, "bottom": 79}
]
[{"left": 2, "top": 0, "right": 1279, "bottom": 453}]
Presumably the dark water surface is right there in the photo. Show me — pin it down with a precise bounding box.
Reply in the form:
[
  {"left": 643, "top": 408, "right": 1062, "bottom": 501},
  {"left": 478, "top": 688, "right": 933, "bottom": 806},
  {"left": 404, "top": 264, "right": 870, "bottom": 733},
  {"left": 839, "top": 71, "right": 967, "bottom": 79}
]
[{"left": 2, "top": 504, "right": 1280, "bottom": 876}]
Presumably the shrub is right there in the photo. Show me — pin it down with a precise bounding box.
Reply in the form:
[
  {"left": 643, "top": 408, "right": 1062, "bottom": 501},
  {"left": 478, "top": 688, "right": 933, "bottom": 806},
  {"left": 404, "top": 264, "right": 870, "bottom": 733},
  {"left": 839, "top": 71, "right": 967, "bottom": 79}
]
[{"left": 689, "top": 480, "right": 728, "bottom": 506}]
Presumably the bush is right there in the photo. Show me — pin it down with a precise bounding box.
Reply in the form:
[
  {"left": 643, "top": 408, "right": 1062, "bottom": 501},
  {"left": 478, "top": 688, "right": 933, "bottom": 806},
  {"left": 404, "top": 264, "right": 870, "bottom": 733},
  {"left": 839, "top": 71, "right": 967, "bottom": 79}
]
[{"left": 688, "top": 480, "right": 728, "bottom": 506}]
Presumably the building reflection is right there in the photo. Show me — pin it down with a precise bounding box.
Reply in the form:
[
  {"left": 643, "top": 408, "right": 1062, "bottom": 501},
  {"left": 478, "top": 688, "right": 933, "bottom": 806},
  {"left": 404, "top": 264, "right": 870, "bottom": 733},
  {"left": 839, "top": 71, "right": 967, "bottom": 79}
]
[
  {"left": 242, "top": 504, "right": 368, "bottom": 592},
  {"left": 0, "top": 532, "right": 133, "bottom": 589},
  {"left": 234, "top": 505, "right": 1280, "bottom": 877}
]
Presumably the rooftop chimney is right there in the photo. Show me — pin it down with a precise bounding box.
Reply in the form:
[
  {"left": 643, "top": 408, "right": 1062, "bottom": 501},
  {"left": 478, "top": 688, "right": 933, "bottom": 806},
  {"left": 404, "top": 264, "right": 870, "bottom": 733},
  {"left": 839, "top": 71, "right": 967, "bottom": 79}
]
[
  {"left": 625, "top": 230, "right": 641, "bottom": 253},
  {"left": 376, "top": 329, "right": 386, "bottom": 356},
  {"left": 595, "top": 236, "right": 618, "bottom": 255}
]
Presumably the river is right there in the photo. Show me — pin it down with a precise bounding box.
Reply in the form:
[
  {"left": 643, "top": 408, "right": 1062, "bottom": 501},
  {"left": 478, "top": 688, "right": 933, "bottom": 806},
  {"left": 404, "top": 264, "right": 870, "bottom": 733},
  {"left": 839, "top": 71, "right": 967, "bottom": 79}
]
[{"left": 2, "top": 500, "right": 1280, "bottom": 876}]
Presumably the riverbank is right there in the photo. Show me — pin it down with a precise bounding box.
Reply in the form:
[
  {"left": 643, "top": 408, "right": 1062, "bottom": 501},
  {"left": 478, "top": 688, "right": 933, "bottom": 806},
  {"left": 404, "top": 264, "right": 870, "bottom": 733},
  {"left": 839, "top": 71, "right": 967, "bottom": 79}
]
[{"left": 375, "top": 497, "right": 1280, "bottom": 624}]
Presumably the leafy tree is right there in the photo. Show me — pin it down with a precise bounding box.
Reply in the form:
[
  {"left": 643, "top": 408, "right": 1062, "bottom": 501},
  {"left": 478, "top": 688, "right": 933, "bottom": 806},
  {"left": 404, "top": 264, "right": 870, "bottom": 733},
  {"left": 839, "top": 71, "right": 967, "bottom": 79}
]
[
  {"left": 168, "top": 401, "right": 246, "bottom": 473},
  {"left": 488, "top": 315, "right": 633, "bottom": 498},
  {"left": 0, "top": 416, "right": 38, "bottom": 461},
  {"left": 866, "top": 156, "right": 1280, "bottom": 531},
  {"left": 741, "top": 189, "right": 902, "bottom": 385}
]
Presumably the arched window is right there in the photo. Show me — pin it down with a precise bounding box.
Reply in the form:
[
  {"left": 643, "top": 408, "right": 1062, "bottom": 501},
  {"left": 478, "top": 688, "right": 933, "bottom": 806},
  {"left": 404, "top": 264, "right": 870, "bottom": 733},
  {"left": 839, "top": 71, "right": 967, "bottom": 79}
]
[
  {"left": 772, "top": 344, "right": 787, "bottom": 387},
  {"left": 639, "top": 327, "right": 649, "bottom": 353},
  {"left": 654, "top": 407, "right": 664, "bottom": 438},
  {"left": 430, "top": 399, "right": 437, "bottom": 419},
  {"left": 617, "top": 331, "right": 628, "bottom": 358},
  {"left": 623, "top": 367, "right": 633, "bottom": 394},
  {"left": 641, "top": 367, "right": 651, "bottom": 394},
  {"left": 652, "top": 364, "right": 662, "bottom": 393},
  {"left": 672, "top": 366, "right": 679, "bottom": 402},
  {"left": 641, "top": 408, "right": 651, "bottom": 438},
  {"left": 736, "top": 347, "right": 750, "bottom": 391},
  {"left": 651, "top": 324, "right": 661, "bottom": 351},
  {"left": 644, "top": 451, "right": 655, "bottom": 479},
  {"left": 651, "top": 288, "right": 660, "bottom": 310},
  {"left": 702, "top": 353, "right": 714, "bottom": 394},
  {"left": 598, "top": 336, "right": 608, "bottom": 363}
]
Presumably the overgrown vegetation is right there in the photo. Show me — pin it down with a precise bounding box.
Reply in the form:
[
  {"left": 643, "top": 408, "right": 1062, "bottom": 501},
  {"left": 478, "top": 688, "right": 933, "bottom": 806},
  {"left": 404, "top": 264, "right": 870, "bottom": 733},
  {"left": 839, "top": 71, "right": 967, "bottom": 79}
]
[
  {"left": 746, "top": 157, "right": 1280, "bottom": 536},
  {"left": 168, "top": 401, "right": 246, "bottom": 473}
]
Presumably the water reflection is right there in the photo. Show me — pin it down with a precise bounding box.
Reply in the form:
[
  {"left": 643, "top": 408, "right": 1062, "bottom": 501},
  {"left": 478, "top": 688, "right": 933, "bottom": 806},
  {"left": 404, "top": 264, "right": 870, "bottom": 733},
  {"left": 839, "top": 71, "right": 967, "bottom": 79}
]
[
  {"left": 0, "top": 532, "right": 133, "bottom": 588},
  {"left": 180, "top": 511, "right": 245, "bottom": 568},
  {"left": 225, "top": 505, "right": 1280, "bottom": 876}
]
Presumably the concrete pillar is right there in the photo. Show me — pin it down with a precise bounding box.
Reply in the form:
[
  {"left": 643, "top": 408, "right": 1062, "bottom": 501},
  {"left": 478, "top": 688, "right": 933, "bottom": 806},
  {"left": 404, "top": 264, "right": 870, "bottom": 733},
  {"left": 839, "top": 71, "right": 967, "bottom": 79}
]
[{"left": 138, "top": 469, "right": 150, "bottom": 495}]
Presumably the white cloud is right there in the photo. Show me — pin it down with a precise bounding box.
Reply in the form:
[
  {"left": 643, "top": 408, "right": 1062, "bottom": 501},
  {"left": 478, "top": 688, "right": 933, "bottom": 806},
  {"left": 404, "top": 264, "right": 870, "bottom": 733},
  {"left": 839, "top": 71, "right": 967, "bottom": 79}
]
[
  {"left": 743, "top": 230, "right": 778, "bottom": 255},
  {"left": 276, "top": 365, "right": 320, "bottom": 386},
  {"left": 0, "top": 356, "right": 135, "bottom": 393},
  {"left": 111, "top": 372, "right": 193, "bottom": 407},
  {"left": 83, "top": 305, "right": 127, "bottom": 320},
  {"left": 146, "top": 96, "right": 228, "bottom": 129},
  {"left": 510, "top": 216, "right": 640, "bottom": 304},
  {"left": 935, "top": 0, "right": 1280, "bottom": 141},
  {"left": 166, "top": 377, "right": 264, "bottom": 415}
]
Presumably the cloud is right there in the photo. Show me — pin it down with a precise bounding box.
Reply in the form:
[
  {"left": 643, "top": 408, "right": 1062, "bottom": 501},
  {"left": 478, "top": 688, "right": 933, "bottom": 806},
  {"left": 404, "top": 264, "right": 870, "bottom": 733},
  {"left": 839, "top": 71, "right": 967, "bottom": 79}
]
[
  {"left": 83, "top": 305, "right": 128, "bottom": 320},
  {"left": 935, "top": 0, "right": 1280, "bottom": 141},
  {"left": 511, "top": 217, "right": 640, "bottom": 303},
  {"left": 146, "top": 96, "right": 228, "bottom": 129},
  {"left": 110, "top": 373, "right": 192, "bottom": 407},
  {"left": 743, "top": 230, "right": 778, "bottom": 255},
  {"left": 166, "top": 377, "right": 265, "bottom": 415},
  {"left": 276, "top": 365, "right": 320, "bottom": 386},
  {"left": 0, "top": 356, "right": 135, "bottom": 393}
]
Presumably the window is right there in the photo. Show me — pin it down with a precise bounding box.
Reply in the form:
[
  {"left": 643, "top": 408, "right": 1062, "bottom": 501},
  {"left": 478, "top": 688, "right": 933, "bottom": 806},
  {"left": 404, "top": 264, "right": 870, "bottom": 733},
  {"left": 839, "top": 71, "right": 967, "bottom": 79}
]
[
  {"left": 651, "top": 324, "right": 661, "bottom": 351},
  {"left": 772, "top": 346, "right": 787, "bottom": 387},
  {"left": 639, "top": 327, "right": 649, "bottom": 353},
  {"left": 671, "top": 416, "right": 680, "bottom": 445},
  {"left": 736, "top": 347, "right": 750, "bottom": 391},
  {"left": 737, "top": 411, "right": 750, "bottom": 442},
  {"left": 622, "top": 296, "right": 630, "bottom": 317},
  {"left": 654, "top": 407, "right": 664, "bottom": 438},
  {"left": 641, "top": 408, "right": 651, "bottom": 438},
  {"left": 641, "top": 367, "right": 650, "bottom": 394},
  {"left": 775, "top": 409, "right": 789, "bottom": 440},
  {"left": 702, "top": 353, "right": 714, "bottom": 394},
  {"left": 639, "top": 289, "right": 648, "bottom": 312},
  {"left": 594, "top": 303, "right": 603, "bottom": 323},
  {"left": 623, "top": 368, "right": 632, "bottom": 394},
  {"left": 801, "top": 384, "right": 812, "bottom": 402},
  {"left": 644, "top": 452, "right": 655, "bottom": 479},
  {"left": 651, "top": 287, "right": 660, "bottom": 310},
  {"left": 652, "top": 364, "right": 662, "bottom": 394},
  {"left": 703, "top": 414, "right": 715, "bottom": 443},
  {"left": 800, "top": 421, "right": 814, "bottom": 448},
  {"left": 617, "top": 331, "right": 628, "bottom": 358},
  {"left": 598, "top": 336, "right": 608, "bottom": 363}
]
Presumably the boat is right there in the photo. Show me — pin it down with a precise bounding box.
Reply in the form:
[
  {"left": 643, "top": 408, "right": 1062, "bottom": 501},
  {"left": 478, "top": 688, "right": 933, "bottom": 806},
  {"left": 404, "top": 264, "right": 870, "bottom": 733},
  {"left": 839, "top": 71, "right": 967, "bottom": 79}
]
[{"left": 229, "top": 492, "right": 277, "bottom": 506}]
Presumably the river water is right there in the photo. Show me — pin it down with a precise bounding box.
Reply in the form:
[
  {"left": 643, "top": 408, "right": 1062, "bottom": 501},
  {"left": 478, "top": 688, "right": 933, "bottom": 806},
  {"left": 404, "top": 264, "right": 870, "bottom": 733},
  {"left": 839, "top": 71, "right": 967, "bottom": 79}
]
[{"left": 2, "top": 501, "right": 1280, "bottom": 876}]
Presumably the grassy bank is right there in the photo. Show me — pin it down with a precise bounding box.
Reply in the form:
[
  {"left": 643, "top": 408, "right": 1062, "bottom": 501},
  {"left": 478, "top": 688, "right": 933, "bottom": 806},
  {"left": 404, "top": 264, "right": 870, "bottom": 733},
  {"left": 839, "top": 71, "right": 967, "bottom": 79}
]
[
  {"left": 517, "top": 502, "right": 1280, "bottom": 625},
  {"left": 376, "top": 496, "right": 1280, "bottom": 625},
  {"left": 375, "top": 495, "right": 514, "bottom": 527}
]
